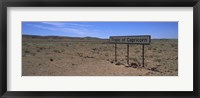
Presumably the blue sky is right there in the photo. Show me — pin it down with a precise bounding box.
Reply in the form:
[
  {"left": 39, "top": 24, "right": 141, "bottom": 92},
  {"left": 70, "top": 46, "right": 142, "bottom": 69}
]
[{"left": 22, "top": 22, "right": 178, "bottom": 39}]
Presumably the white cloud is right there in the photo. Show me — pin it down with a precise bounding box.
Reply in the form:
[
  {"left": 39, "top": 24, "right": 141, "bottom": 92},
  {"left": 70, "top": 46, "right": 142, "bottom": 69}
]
[
  {"left": 41, "top": 22, "right": 92, "bottom": 27},
  {"left": 29, "top": 22, "right": 96, "bottom": 36},
  {"left": 40, "top": 22, "right": 65, "bottom": 27}
]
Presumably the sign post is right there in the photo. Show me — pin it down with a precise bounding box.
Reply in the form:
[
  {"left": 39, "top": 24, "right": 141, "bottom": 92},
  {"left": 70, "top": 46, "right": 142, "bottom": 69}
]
[
  {"left": 142, "top": 45, "right": 144, "bottom": 67},
  {"left": 109, "top": 35, "right": 151, "bottom": 67},
  {"left": 127, "top": 44, "right": 129, "bottom": 65},
  {"left": 115, "top": 43, "right": 117, "bottom": 62}
]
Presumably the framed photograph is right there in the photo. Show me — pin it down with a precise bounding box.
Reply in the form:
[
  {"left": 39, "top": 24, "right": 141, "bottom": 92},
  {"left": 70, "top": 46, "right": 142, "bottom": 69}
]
[{"left": 0, "top": 0, "right": 199, "bottom": 98}]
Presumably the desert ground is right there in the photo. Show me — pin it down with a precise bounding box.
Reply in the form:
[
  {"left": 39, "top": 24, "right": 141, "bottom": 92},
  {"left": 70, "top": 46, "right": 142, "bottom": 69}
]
[{"left": 22, "top": 35, "right": 178, "bottom": 76}]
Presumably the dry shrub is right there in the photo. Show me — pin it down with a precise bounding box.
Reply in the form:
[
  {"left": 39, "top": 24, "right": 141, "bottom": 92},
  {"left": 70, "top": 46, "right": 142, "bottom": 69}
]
[
  {"left": 25, "top": 50, "right": 30, "bottom": 54},
  {"left": 154, "top": 58, "right": 161, "bottom": 62},
  {"left": 53, "top": 49, "right": 61, "bottom": 53}
]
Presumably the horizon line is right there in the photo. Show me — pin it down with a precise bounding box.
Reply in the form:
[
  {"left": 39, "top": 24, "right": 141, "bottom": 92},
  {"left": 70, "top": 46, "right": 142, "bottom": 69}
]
[{"left": 22, "top": 34, "right": 178, "bottom": 39}]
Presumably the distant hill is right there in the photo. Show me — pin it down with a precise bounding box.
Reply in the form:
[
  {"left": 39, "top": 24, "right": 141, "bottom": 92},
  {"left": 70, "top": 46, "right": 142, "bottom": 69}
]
[{"left": 22, "top": 35, "right": 103, "bottom": 40}]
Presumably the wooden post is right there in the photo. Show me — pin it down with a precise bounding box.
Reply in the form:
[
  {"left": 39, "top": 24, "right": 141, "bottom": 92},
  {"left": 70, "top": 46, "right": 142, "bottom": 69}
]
[
  {"left": 142, "top": 45, "right": 144, "bottom": 67},
  {"left": 115, "top": 43, "right": 117, "bottom": 62},
  {"left": 127, "top": 44, "right": 129, "bottom": 65}
]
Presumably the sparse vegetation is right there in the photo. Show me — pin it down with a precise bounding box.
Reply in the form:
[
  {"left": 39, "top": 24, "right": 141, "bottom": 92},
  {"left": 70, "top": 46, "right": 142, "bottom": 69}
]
[{"left": 22, "top": 36, "right": 178, "bottom": 76}]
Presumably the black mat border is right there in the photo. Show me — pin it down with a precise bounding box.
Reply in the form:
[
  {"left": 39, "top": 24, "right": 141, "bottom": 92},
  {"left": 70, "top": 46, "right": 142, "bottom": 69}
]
[{"left": 0, "top": 0, "right": 199, "bottom": 98}]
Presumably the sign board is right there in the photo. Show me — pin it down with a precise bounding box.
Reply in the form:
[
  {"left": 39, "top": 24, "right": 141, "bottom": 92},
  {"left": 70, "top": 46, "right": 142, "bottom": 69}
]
[{"left": 109, "top": 35, "right": 151, "bottom": 44}]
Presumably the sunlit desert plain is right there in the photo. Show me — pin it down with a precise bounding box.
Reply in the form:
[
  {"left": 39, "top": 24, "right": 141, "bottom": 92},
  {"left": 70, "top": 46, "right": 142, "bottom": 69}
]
[{"left": 22, "top": 35, "right": 178, "bottom": 76}]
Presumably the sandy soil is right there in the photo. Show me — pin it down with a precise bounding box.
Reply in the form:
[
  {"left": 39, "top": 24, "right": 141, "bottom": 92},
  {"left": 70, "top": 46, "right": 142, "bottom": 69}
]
[{"left": 22, "top": 35, "right": 178, "bottom": 76}]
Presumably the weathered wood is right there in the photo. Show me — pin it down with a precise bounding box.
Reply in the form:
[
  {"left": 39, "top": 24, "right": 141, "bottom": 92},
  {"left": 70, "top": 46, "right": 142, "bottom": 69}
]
[
  {"left": 127, "top": 44, "right": 129, "bottom": 65},
  {"left": 115, "top": 43, "right": 117, "bottom": 62},
  {"left": 142, "top": 45, "right": 144, "bottom": 67}
]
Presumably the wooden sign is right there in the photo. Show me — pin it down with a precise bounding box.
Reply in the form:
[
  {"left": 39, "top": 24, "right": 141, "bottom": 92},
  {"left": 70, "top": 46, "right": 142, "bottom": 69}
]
[
  {"left": 109, "top": 35, "right": 151, "bottom": 67},
  {"left": 109, "top": 35, "right": 151, "bottom": 44}
]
